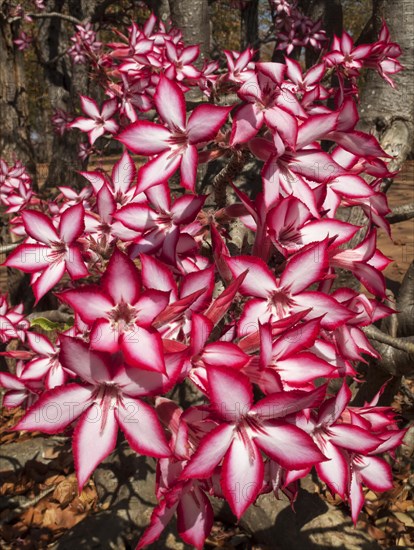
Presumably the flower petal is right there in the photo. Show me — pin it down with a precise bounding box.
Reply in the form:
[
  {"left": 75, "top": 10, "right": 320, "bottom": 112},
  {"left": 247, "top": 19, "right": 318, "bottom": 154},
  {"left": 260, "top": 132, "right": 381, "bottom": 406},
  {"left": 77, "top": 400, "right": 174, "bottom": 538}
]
[
  {"left": 253, "top": 422, "right": 326, "bottom": 469},
  {"left": 65, "top": 246, "right": 88, "bottom": 280},
  {"left": 171, "top": 194, "right": 206, "bottom": 225},
  {"left": 316, "top": 439, "right": 349, "bottom": 498},
  {"left": 135, "top": 289, "right": 170, "bottom": 326},
  {"left": 26, "top": 332, "right": 55, "bottom": 355},
  {"left": 101, "top": 248, "right": 141, "bottom": 305},
  {"left": 328, "top": 424, "right": 381, "bottom": 453},
  {"left": 202, "top": 342, "right": 249, "bottom": 370},
  {"left": 116, "top": 396, "right": 170, "bottom": 457},
  {"left": 136, "top": 150, "right": 182, "bottom": 193},
  {"left": 317, "top": 383, "right": 351, "bottom": 426},
  {"left": 221, "top": 433, "right": 264, "bottom": 519},
  {"left": 140, "top": 253, "right": 177, "bottom": 295},
  {"left": 21, "top": 210, "right": 59, "bottom": 244},
  {"left": 296, "top": 113, "right": 338, "bottom": 148},
  {"left": 230, "top": 103, "right": 263, "bottom": 145},
  {"left": 122, "top": 352, "right": 183, "bottom": 397},
  {"left": 121, "top": 326, "right": 166, "bottom": 373},
  {"left": 14, "top": 383, "right": 93, "bottom": 434},
  {"left": 79, "top": 95, "right": 100, "bottom": 118},
  {"left": 187, "top": 104, "right": 232, "bottom": 144},
  {"left": 32, "top": 260, "right": 66, "bottom": 303},
  {"left": 117, "top": 120, "right": 171, "bottom": 155},
  {"left": 73, "top": 405, "right": 118, "bottom": 490},
  {"left": 58, "top": 287, "right": 113, "bottom": 325},
  {"left": 113, "top": 203, "right": 158, "bottom": 231},
  {"left": 59, "top": 335, "right": 112, "bottom": 383},
  {"left": 293, "top": 292, "right": 353, "bottom": 329},
  {"left": 155, "top": 76, "right": 186, "bottom": 130},
  {"left": 20, "top": 357, "right": 51, "bottom": 380},
  {"left": 59, "top": 203, "right": 85, "bottom": 243},
  {"left": 177, "top": 486, "right": 214, "bottom": 549},
  {"left": 181, "top": 423, "right": 235, "bottom": 478},
  {"left": 251, "top": 385, "right": 326, "bottom": 419},
  {"left": 137, "top": 498, "right": 179, "bottom": 550},
  {"left": 356, "top": 456, "right": 393, "bottom": 492},
  {"left": 224, "top": 255, "right": 276, "bottom": 298},
  {"left": 281, "top": 242, "right": 328, "bottom": 295},
  {"left": 208, "top": 366, "right": 253, "bottom": 422},
  {"left": 90, "top": 318, "right": 120, "bottom": 353},
  {"left": 180, "top": 145, "right": 198, "bottom": 191},
  {"left": 4, "top": 244, "right": 52, "bottom": 273},
  {"left": 112, "top": 151, "right": 136, "bottom": 193}
]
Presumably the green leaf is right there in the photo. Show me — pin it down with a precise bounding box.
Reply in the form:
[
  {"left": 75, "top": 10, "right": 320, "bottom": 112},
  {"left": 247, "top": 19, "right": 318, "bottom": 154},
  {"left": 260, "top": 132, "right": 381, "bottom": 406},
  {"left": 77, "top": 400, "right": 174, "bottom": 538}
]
[{"left": 30, "top": 317, "right": 60, "bottom": 331}]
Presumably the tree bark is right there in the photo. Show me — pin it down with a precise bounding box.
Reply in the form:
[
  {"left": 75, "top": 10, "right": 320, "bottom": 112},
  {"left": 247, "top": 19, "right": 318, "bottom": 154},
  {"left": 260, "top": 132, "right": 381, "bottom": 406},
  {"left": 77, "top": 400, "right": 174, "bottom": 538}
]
[
  {"left": 397, "top": 261, "right": 414, "bottom": 337},
  {"left": 299, "top": 0, "right": 343, "bottom": 39},
  {"left": 387, "top": 203, "right": 414, "bottom": 224},
  {"left": 146, "top": 0, "right": 170, "bottom": 23},
  {"left": 338, "top": 1, "right": 414, "bottom": 294},
  {"left": 168, "top": 0, "right": 210, "bottom": 60},
  {"left": 44, "top": 1, "right": 106, "bottom": 189},
  {"left": 240, "top": 0, "right": 259, "bottom": 55},
  {"left": 0, "top": 1, "right": 36, "bottom": 177},
  {"left": 351, "top": 1, "right": 414, "bottom": 404},
  {"left": 37, "top": 0, "right": 88, "bottom": 189},
  {"left": 359, "top": 0, "right": 414, "bottom": 167},
  {"left": 299, "top": 0, "right": 343, "bottom": 67}
]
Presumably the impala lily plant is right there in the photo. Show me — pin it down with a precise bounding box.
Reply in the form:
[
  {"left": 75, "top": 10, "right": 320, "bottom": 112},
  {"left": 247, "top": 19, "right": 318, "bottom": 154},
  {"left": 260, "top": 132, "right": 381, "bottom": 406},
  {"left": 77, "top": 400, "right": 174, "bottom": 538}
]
[{"left": 0, "top": 9, "right": 406, "bottom": 550}]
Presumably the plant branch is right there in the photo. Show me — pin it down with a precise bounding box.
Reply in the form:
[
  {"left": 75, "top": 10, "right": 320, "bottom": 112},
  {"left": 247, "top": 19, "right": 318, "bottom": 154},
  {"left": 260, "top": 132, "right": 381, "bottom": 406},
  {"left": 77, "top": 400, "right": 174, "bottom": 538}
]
[
  {"left": 0, "top": 242, "right": 22, "bottom": 254},
  {"left": 10, "top": 12, "right": 83, "bottom": 25},
  {"left": 363, "top": 325, "right": 414, "bottom": 354},
  {"left": 381, "top": 177, "right": 394, "bottom": 193},
  {"left": 212, "top": 150, "right": 250, "bottom": 209},
  {"left": 25, "top": 309, "right": 74, "bottom": 323},
  {"left": 386, "top": 202, "right": 414, "bottom": 224}
]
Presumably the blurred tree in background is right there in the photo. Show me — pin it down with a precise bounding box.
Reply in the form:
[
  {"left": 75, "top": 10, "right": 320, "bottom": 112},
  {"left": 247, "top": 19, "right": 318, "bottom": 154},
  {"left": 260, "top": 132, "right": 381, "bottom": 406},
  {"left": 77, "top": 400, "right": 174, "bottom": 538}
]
[{"left": 1, "top": 0, "right": 412, "bottom": 186}]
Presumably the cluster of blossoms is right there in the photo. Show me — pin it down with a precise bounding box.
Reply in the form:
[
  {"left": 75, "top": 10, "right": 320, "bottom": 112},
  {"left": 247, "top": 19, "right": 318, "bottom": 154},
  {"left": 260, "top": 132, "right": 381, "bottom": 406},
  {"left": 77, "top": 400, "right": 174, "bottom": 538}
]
[
  {"left": 0, "top": 159, "right": 34, "bottom": 213},
  {"left": 269, "top": 0, "right": 328, "bottom": 54},
  {"left": 324, "top": 23, "right": 403, "bottom": 100},
  {"left": 9, "top": 1, "right": 45, "bottom": 49},
  {"left": 0, "top": 10, "right": 406, "bottom": 550},
  {"left": 13, "top": 30, "right": 32, "bottom": 51},
  {"left": 68, "top": 23, "right": 102, "bottom": 65},
  {"left": 34, "top": 0, "right": 45, "bottom": 10},
  {"left": 9, "top": 0, "right": 44, "bottom": 19},
  {"left": 0, "top": 292, "right": 28, "bottom": 344},
  {"left": 51, "top": 108, "right": 74, "bottom": 136}
]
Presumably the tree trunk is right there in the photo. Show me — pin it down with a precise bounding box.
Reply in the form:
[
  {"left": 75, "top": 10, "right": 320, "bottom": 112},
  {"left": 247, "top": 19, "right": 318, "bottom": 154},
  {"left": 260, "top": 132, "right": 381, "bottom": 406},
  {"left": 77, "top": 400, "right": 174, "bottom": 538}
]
[
  {"left": 359, "top": 0, "right": 414, "bottom": 167},
  {"left": 350, "top": 0, "right": 414, "bottom": 404},
  {"left": 0, "top": 2, "right": 36, "bottom": 177},
  {"left": 300, "top": 0, "right": 343, "bottom": 67},
  {"left": 168, "top": 0, "right": 210, "bottom": 60},
  {"left": 39, "top": 0, "right": 101, "bottom": 189},
  {"left": 299, "top": 0, "right": 343, "bottom": 39},
  {"left": 146, "top": 0, "right": 170, "bottom": 23},
  {"left": 344, "top": 0, "right": 414, "bottom": 287},
  {"left": 240, "top": 0, "right": 259, "bottom": 55}
]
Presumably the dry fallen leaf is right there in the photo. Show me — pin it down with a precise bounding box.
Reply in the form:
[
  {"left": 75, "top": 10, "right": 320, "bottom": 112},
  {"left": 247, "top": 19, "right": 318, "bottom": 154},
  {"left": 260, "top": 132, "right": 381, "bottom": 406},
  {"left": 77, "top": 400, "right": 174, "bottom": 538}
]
[
  {"left": 368, "top": 524, "right": 387, "bottom": 540},
  {"left": 52, "top": 477, "right": 77, "bottom": 507},
  {"left": 42, "top": 445, "right": 61, "bottom": 460},
  {"left": 393, "top": 511, "right": 414, "bottom": 528}
]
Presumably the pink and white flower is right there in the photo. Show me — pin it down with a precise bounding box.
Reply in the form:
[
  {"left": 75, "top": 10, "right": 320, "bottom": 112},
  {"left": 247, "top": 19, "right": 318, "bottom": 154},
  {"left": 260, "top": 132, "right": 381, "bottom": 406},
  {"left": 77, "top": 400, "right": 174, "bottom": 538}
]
[
  {"left": 58, "top": 248, "right": 168, "bottom": 373},
  {"left": 117, "top": 76, "right": 231, "bottom": 192},
  {"left": 14, "top": 335, "right": 178, "bottom": 489},
  {"left": 4, "top": 204, "right": 88, "bottom": 302},
  {"left": 71, "top": 96, "right": 119, "bottom": 144}
]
